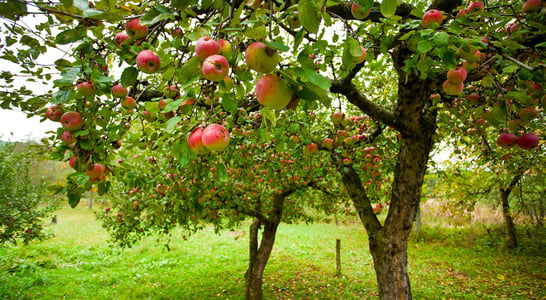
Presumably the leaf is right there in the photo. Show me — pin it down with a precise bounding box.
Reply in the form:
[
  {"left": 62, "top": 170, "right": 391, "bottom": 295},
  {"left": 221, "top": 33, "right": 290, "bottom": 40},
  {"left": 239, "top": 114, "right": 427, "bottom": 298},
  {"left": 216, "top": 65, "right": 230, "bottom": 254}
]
[
  {"left": 438, "top": 47, "right": 457, "bottom": 70},
  {"left": 121, "top": 67, "right": 139, "bottom": 87},
  {"left": 433, "top": 31, "right": 449, "bottom": 47},
  {"left": 263, "top": 41, "right": 290, "bottom": 52},
  {"left": 298, "top": 0, "right": 320, "bottom": 34},
  {"left": 139, "top": 5, "right": 175, "bottom": 26},
  {"left": 166, "top": 116, "right": 182, "bottom": 133},
  {"left": 178, "top": 57, "right": 201, "bottom": 85},
  {"left": 51, "top": 89, "right": 74, "bottom": 104},
  {"left": 55, "top": 28, "right": 87, "bottom": 44},
  {"left": 217, "top": 163, "right": 228, "bottom": 181},
  {"left": 260, "top": 106, "right": 277, "bottom": 127},
  {"left": 222, "top": 94, "right": 238, "bottom": 113},
  {"left": 354, "top": 0, "right": 374, "bottom": 11},
  {"left": 304, "top": 68, "right": 331, "bottom": 91},
  {"left": 506, "top": 91, "right": 535, "bottom": 106},
  {"left": 67, "top": 190, "right": 81, "bottom": 208},
  {"left": 380, "top": 0, "right": 398, "bottom": 18},
  {"left": 72, "top": 0, "right": 89, "bottom": 11},
  {"left": 0, "top": 0, "right": 27, "bottom": 20},
  {"left": 98, "top": 181, "right": 110, "bottom": 196},
  {"left": 417, "top": 40, "right": 433, "bottom": 53},
  {"left": 342, "top": 37, "right": 362, "bottom": 67},
  {"left": 79, "top": 139, "right": 94, "bottom": 150}
]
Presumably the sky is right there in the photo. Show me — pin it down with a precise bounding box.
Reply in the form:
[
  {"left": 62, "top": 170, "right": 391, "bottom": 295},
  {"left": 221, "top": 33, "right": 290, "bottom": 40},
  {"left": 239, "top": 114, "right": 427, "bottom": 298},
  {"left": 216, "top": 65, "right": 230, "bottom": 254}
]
[{"left": 0, "top": 109, "right": 58, "bottom": 142}]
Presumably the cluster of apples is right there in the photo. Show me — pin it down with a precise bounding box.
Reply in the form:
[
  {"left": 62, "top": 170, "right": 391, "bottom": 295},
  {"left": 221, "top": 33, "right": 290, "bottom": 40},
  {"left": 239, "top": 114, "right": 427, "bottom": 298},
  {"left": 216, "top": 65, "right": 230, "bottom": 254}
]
[
  {"left": 195, "top": 36, "right": 232, "bottom": 82},
  {"left": 111, "top": 84, "right": 137, "bottom": 111},
  {"left": 497, "top": 132, "right": 540, "bottom": 150},
  {"left": 187, "top": 124, "right": 230, "bottom": 153},
  {"left": 114, "top": 18, "right": 161, "bottom": 74}
]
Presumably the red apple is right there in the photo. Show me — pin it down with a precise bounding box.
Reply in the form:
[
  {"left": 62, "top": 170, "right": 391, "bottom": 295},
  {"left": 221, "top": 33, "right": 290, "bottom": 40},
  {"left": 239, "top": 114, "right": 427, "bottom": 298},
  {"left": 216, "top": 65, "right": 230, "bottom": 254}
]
[
  {"left": 163, "top": 85, "right": 180, "bottom": 99},
  {"left": 136, "top": 50, "right": 160, "bottom": 74},
  {"left": 497, "top": 133, "right": 518, "bottom": 148},
  {"left": 517, "top": 133, "right": 539, "bottom": 150},
  {"left": 46, "top": 105, "right": 64, "bottom": 122},
  {"left": 466, "top": 93, "right": 481, "bottom": 105},
  {"left": 77, "top": 81, "right": 94, "bottom": 97},
  {"left": 447, "top": 66, "right": 467, "bottom": 84},
  {"left": 351, "top": 3, "right": 371, "bottom": 19},
  {"left": 142, "top": 110, "right": 156, "bottom": 122},
  {"left": 111, "top": 84, "right": 128, "bottom": 98},
  {"left": 255, "top": 74, "right": 293, "bottom": 110},
  {"left": 86, "top": 163, "right": 105, "bottom": 178},
  {"left": 323, "top": 138, "right": 335, "bottom": 149},
  {"left": 519, "top": 107, "right": 538, "bottom": 122},
  {"left": 60, "top": 111, "right": 83, "bottom": 131},
  {"left": 304, "top": 143, "right": 318, "bottom": 155},
  {"left": 245, "top": 42, "right": 280, "bottom": 74},
  {"left": 125, "top": 18, "right": 148, "bottom": 40},
  {"left": 331, "top": 111, "right": 344, "bottom": 125},
  {"left": 121, "top": 97, "right": 137, "bottom": 110},
  {"left": 202, "top": 54, "right": 230, "bottom": 82},
  {"left": 219, "top": 39, "right": 233, "bottom": 56},
  {"left": 352, "top": 46, "right": 367, "bottom": 64},
  {"left": 69, "top": 155, "right": 77, "bottom": 168},
  {"left": 523, "top": 0, "right": 542, "bottom": 13},
  {"left": 459, "top": 47, "right": 481, "bottom": 63},
  {"left": 422, "top": 9, "right": 443, "bottom": 28},
  {"left": 60, "top": 130, "right": 76, "bottom": 144},
  {"left": 202, "top": 123, "right": 230, "bottom": 151},
  {"left": 195, "top": 36, "right": 221, "bottom": 60},
  {"left": 114, "top": 32, "right": 131, "bottom": 46},
  {"left": 468, "top": 1, "right": 485, "bottom": 13},
  {"left": 456, "top": 9, "right": 467, "bottom": 19},
  {"left": 188, "top": 127, "right": 208, "bottom": 153},
  {"left": 442, "top": 80, "right": 464, "bottom": 96}
]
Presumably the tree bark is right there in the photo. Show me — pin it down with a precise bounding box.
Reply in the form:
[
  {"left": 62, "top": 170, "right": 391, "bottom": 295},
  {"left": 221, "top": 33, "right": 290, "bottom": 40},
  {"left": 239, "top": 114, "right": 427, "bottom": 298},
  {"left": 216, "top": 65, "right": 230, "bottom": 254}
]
[
  {"left": 244, "top": 193, "right": 285, "bottom": 300},
  {"left": 500, "top": 174, "right": 522, "bottom": 249}
]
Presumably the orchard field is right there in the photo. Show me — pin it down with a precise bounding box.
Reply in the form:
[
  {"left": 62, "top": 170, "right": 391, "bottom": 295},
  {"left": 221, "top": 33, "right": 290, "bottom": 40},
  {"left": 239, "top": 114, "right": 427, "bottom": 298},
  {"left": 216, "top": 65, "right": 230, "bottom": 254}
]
[{"left": 0, "top": 199, "right": 544, "bottom": 300}]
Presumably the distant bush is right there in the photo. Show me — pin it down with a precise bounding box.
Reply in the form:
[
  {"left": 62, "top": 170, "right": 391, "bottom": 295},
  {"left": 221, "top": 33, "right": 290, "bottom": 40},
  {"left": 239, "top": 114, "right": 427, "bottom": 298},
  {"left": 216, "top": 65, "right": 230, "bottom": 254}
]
[{"left": 0, "top": 142, "right": 58, "bottom": 245}]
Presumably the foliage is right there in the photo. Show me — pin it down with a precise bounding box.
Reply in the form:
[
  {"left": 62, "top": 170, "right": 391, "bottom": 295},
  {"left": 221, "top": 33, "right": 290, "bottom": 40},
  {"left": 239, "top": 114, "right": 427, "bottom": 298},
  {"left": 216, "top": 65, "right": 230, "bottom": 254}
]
[{"left": 0, "top": 142, "right": 58, "bottom": 245}]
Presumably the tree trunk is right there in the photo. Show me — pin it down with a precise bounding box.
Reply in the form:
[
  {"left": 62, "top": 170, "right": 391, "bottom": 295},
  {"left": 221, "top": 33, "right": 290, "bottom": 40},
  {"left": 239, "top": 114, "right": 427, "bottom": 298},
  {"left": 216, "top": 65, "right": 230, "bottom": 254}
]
[
  {"left": 500, "top": 174, "right": 521, "bottom": 249},
  {"left": 244, "top": 194, "right": 284, "bottom": 300}
]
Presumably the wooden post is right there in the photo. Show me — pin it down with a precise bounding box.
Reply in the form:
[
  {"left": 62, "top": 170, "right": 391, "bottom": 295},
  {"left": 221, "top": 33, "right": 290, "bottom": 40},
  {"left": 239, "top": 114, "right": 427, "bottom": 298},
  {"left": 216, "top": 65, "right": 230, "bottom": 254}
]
[{"left": 336, "top": 238, "right": 341, "bottom": 276}]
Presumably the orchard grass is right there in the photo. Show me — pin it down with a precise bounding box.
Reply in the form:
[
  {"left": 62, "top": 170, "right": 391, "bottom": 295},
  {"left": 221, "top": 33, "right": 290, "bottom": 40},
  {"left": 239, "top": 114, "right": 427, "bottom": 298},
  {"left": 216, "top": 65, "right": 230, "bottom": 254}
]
[{"left": 0, "top": 203, "right": 544, "bottom": 299}]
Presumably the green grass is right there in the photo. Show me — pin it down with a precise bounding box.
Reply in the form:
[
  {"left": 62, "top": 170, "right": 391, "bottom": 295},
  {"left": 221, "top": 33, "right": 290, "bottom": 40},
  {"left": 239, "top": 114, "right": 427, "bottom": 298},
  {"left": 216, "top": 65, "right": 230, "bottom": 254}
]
[{"left": 0, "top": 204, "right": 544, "bottom": 299}]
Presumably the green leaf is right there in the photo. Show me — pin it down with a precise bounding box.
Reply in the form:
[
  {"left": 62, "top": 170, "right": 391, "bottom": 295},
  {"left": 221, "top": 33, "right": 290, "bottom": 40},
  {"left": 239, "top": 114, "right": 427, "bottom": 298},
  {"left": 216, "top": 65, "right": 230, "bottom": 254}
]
[
  {"left": 263, "top": 41, "right": 290, "bottom": 52},
  {"left": 178, "top": 57, "right": 201, "bottom": 85},
  {"left": 244, "top": 25, "right": 267, "bottom": 40},
  {"left": 0, "top": 0, "right": 27, "bottom": 20},
  {"left": 298, "top": 0, "right": 320, "bottom": 34},
  {"left": 260, "top": 106, "right": 277, "bottom": 127},
  {"left": 79, "top": 139, "right": 94, "bottom": 150},
  {"left": 217, "top": 163, "right": 228, "bottom": 181},
  {"left": 51, "top": 89, "right": 74, "bottom": 104},
  {"left": 164, "top": 99, "right": 183, "bottom": 111},
  {"left": 166, "top": 116, "right": 182, "bottom": 133},
  {"left": 67, "top": 190, "right": 81, "bottom": 208},
  {"left": 55, "top": 28, "right": 87, "bottom": 44},
  {"left": 380, "top": 0, "right": 398, "bottom": 18},
  {"left": 438, "top": 46, "right": 457, "bottom": 70},
  {"left": 502, "top": 65, "right": 519, "bottom": 74},
  {"left": 139, "top": 5, "right": 175, "bottom": 26},
  {"left": 222, "top": 94, "right": 238, "bottom": 113},
  {"left": 354, "top": 0, "right": 374, "bottom": 11},
  {"left": 506, "top": 91, "right": 535, "bottom": 106},
  {"left": 73, "top": 0, "right": 89, "bottom": 11},
  {"left": 342, "top": 37, "right": 362, "bottom": 67},
  {"left": 417, "top": 40, "right": 433, "bottom": 54},
  {"left": 121, "top": 67, "right": 139, "bottom": 87},
  {"left": 433, "top": 31, "right": 449, "bottom": 47},
  {"left": 97, "top": 181, "right": 110, "bottom": 196},
  {"left": 304, "top": 68, "right": 331, "bottom": 90}
]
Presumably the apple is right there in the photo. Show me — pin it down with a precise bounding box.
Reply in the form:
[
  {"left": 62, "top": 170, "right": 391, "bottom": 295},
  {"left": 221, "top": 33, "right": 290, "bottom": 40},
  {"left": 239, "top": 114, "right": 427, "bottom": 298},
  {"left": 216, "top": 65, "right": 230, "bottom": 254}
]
[
  {"left": 323, "top": 138, "right": 335, "bottom": 149},
  {"left": 466, "top": 93, "right": 481, "bottom": 105},
  {"left": 111, "top": 84, "right": 128, "bottom": 98},
  {"left": 60, "top": 111, "right": 84, "bottom": 131},
  {"left": 114, "top": 32, "right": 131, "bottom": 46},
  {"left": 523, "top": 0, "right": 542, "bottom": 12},
  {"left": 331, "top": 111, "right": 344, "bottom": 125},
  {"left": 468, "top": 1, "right": 485, "bottom": 13},
  {"left": 171, "top": 28, "right": 183, "bottom": 38},
  {"left": 351, "top": 3, "right": 371, "bottom": 19},
  {"left": 222, "top": 76, "right": 234, "bottom": 90},
  {"left": 125, "top": 18, "right": 148, "bottom": 40},
  {"left": 442, "top": 80, "right": 464, "bottom": 96},
  {"left": 422, "top": 9, "right": 443, "bottom": 28},
  {"left": 517, "top": 133, "right": 539, "bottom": 150},
  {"left": 195, "top": 36, "right": 221, "bottom": 60},
  {"left": 60, "top": 130, "right": 76, "bottom": 144},
  {"left": 352, "top": 46, "right": 367, "bottom": 64},
  {"left": 304, "top": 143, "right": 318, "bottom": 155},
  {"left": 497, "top": 133, "right": 518, "bottom": 148},
  {"left": 202, "top": 123, "right": 230, "bottom": 151},
  {"left": 188, "top": 127, "right": 208, "bottom": 153},
  {"left": 456, "top": 9, "right": 467, "bottom": 19},
  {"left": 287, "top": 11, "right": 300, "bottom": 28},
  {"left": 447, "top": 66, "right": 467, "bottom": 84},
  {"left": 142, "top": 110, "right": 156, "bottom": 122},
  {"left": 86, "top": 163, "right": 105, "bottom": 178},
  {"left": 46, "top": 105, "right": 64, "bottom": 122},
  {"left": 245, "top": 42, "right": 280, "bottom": 74},
  {"left": 202, "top": 54, "right": 230, "bottom": 82},
  {"left": 519, "top": 107, "right": 538, "bottom": 122},
  {"left": 163, "top": 85, "right": 180, "bottom": 99},
  {"left": 255, "top": 74, "right": 293, "bottom": 110},
  {"left": 219, "top": 39, "right": 233, "bottom": 56},
  {"left": 69, "top": 155, "right": 77, "bottom": 168},
  {"left": 121, "top": 97, "right": 137, "bottom": 110},
  {"left": 77, "top": 81, "right": 94, "bottom": 97},
  {"left": 459, "top": 46, "right": 481, "bottom": 63},
  {"left": 136, "top": 50, "right": 160, "bottom": 74},
  {"left": 462, "top": 60, "right": 479, "bottom": 71}
]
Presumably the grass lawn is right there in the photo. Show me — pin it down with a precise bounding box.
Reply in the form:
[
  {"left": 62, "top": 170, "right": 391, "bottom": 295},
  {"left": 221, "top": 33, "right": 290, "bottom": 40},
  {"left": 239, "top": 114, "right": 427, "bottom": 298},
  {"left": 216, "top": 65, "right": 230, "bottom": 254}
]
[{"left": 0, "top": 203, "right": 544, "bottom": 299}]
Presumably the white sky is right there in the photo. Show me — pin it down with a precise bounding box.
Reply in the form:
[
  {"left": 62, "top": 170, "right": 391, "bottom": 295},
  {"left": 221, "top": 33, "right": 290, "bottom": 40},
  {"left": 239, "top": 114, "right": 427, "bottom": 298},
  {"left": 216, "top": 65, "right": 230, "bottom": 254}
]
[{"left": 0, "top": 109, "right": 58, "bottom": 141}]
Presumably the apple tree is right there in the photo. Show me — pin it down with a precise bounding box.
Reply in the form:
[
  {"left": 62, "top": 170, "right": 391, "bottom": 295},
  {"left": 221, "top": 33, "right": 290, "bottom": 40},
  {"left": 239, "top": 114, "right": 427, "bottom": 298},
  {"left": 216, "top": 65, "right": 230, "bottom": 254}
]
[
  {"left": 1, "top": 0, "right": 545, "bottom": 299},
  {"left": 0, "top": 142, "right": 57, "bottom": 245}
]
